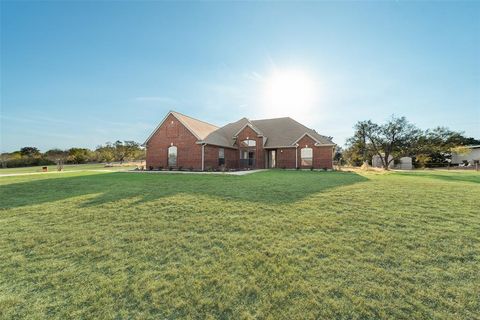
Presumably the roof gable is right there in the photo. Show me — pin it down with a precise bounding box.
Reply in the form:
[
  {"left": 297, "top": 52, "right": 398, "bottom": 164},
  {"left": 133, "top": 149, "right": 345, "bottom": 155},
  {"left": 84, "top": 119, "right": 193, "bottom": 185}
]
[
  {"left": 202, "top": 118, "right": 249, "bottom": 148},
  {"left": 172, "top": 111, "right": 219, "bottom": 140},
  {"left": 233, "top": 122, "right": 264, "bottom": 138},
  {"left": 144, "top": 111, "right": 219, "bottom": 144},
  {"left": 146, "top": 112, "right": 334, "bottom": 148},
  {"left": 251, "top": 117, "right": 334, "bottom": 147}
]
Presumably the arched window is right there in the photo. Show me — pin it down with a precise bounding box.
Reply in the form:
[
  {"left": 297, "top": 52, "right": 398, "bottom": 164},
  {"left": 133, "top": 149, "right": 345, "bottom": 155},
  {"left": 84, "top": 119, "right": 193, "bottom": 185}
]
[
  {"left": 168, "top": 146, "right": 177, "bottom": 167},
  {"left": 240, "top": 139, "right": 256, "bottom": 147},
  {"left": 301, "top": 147, "right": 313, "bottom": 166}
]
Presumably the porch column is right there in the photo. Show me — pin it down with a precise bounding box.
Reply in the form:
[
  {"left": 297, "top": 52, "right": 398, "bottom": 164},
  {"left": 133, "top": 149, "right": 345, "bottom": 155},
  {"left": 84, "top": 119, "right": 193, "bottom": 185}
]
[
  {"left": 295, "top": 144, "right": 298, "bottom": 168},
  {"left": 201, "top": 144, "right": 205, "bottom": 171}
]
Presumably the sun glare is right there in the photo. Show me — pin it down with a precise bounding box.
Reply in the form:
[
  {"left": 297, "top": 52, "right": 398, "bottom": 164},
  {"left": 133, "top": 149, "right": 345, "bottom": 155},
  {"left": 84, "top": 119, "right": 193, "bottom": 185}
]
[{"left": 262, "top": 69, "right": 318, "bottom": 119}]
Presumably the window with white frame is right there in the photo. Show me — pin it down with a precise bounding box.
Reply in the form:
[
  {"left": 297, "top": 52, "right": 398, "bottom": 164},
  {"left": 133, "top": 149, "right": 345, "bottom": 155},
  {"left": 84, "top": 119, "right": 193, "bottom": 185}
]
[
  {"left": 301, "top": 147, "right": 313, "bottom": 166},
  {"left": 218, "top": 148, "right": 225, "bottom": 166},
  {"left": 240, "top": 139, "right": 256, "bottom": 147},
  {"left": 168, "top": 146, "right": 177, "bottom": 167}
]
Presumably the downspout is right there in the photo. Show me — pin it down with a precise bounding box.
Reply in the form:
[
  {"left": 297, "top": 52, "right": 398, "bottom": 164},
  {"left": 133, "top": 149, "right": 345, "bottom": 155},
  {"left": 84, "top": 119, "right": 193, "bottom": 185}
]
[
  {"left": 201, "top": 143, "right": 205, "bottom": 171},
  {"left": 295, "top": 144, "right": 299, "bottom": 168}
]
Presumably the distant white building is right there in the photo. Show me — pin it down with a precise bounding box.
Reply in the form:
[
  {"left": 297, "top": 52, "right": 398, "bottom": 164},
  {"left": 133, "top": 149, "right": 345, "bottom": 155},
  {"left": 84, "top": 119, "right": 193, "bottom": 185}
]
[
  {"left": 451, "top": 145, "right": 480, "bottom": 165},
  {"left": 372, "top": 154, "right": 394, "bottom": 169},
  {"left": 395, "top": 157, "right": 413, "bottom": 170},
  {"left": 372, "top": 155, "right": 413, "bottom": 169}
]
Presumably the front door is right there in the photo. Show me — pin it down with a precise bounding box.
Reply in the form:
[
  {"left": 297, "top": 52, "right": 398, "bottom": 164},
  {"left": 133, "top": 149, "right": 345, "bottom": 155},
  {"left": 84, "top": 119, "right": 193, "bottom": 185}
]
[{"left": 268, "top": 150, "right": 276, "bottom": 168}]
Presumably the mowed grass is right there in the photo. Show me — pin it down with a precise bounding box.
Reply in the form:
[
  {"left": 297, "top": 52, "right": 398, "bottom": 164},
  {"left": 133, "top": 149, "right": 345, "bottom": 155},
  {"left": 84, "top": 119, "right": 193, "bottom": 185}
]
[
  {"left": 0, "top": 163, "right": 137, "bottom": 175},
  {"left": 0, "top": 170, "right": 478, "bottom": 319}
]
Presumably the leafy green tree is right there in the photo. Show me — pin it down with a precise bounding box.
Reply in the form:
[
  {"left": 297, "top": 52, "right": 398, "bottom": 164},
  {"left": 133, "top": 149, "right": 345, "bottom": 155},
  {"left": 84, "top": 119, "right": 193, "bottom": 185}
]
[
  {"left": 96, "top": 143, "right": 115, "bottom": 163},
  {"left": 414, "top": 127, "right": 476, "bottom": 167},
  {"left": 113, "top": 140, "right": 141, "bottom": 163},
  {"left": 67, "top": 148, "right": 92, "bottom": 164},
  {"left": 345, "top": 122, "right": 374, "bottom": 166},
  {"left": 44, "top": 149, "right": 68, "bottom": 162},
  {"left": 20, "top": 147, "right": 41, "bottom": 158},
  {"left": 345, "top": 116, "right": 421, "bottom": 169}
]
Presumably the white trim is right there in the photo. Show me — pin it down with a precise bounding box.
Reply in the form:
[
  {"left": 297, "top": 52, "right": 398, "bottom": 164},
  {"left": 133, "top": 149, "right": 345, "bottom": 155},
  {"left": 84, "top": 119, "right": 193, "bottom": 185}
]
[
  {"left": 144, "top": 111, "right": 209, "bottom": 145},
  {"left": 233, "top": 122, "right": 263, "bottom": 138},
  {"left": 144, "top": 111, "right": 173, "bottom": 145},
  {"left": 292, "top": 132, "right": 323, "bottom": 146},
  {"left": 201, "top": 143, "right": 205, "bottom": 171},
  {"left": 295, "top": 144, "right": 298, "bottom": 168},
  {"left": 264, "top": 145, "right": 297, "bottom": 149}
]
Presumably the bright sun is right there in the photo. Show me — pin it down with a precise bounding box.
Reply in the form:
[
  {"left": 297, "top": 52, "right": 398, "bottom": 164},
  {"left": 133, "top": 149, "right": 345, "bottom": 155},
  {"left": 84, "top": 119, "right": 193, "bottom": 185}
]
[{"left": 262, "top": 69, "right": 318, "bottom": 118}]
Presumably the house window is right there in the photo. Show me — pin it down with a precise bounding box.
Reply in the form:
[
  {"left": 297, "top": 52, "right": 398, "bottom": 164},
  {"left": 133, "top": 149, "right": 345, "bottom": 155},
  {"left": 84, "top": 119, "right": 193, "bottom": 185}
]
[
  {"left": 240, "top": 150, "right": 255, "bottom": 167},
  {"left": 240, "top": 139, "right": 256, "bottom": 147},
  {"left": 168, "top": 146, "right": 177, "bottom": 167},
  {"left": 218, "top": 148, "right": 225, "bottom": 166},
  {"left": 301, "top": 147, "right": 313, "bottom": 166}
]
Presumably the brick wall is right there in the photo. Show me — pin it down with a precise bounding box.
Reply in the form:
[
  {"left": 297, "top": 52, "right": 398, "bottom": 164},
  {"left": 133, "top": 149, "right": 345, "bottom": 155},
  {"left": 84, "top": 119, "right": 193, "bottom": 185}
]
[
  {"left": 146, "top": 114, "right": 203, "bottom": 169},
  {"left": 276, "top": 148, "right": 297, "bottom": 168},
  {"left": 235, "top": 125, "right": 265, "bottom": 169},
  {"left": 296, "top": 135, "right": 333, "bottom": 169},
  {"left": 146, "top": 114, "right": 333, "bottom": 170},
  {"left": 204, "top": 145, "right": 238, "bottom": 170}
]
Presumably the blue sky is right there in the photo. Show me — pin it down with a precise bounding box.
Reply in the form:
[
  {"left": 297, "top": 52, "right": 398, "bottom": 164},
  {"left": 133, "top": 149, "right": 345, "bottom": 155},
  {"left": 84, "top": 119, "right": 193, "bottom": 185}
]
[{"left": 1, "top": 1, "right": 479, "bottom": 152}]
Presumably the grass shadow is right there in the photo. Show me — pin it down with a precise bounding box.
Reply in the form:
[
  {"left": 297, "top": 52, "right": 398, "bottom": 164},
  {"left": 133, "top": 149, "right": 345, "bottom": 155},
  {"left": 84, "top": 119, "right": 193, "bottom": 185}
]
[{"left": 0, "top": 170, "right": 369, "bottom": 209}]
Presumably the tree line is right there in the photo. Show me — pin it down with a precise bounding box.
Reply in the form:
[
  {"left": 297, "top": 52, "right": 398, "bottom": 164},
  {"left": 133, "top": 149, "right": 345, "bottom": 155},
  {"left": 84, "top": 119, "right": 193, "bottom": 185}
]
[
  {"left": 0, "top": 141, "right": 145, "bottom": 168},
  {"left": 340, "top": 116, "right": 479, "bottom": 169}
]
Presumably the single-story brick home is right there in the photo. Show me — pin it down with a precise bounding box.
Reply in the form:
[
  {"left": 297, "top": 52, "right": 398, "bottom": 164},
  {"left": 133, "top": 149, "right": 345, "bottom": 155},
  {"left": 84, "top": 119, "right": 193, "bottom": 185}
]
[{"left": 145, "top": 111, "right": 335, "bottom": 170}]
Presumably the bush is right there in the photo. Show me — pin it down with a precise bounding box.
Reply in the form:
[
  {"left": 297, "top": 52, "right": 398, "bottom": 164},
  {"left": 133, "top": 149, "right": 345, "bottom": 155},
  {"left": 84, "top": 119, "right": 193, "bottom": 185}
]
[{"left": 4, "top": 157, "right": 55, "bottom": 168}]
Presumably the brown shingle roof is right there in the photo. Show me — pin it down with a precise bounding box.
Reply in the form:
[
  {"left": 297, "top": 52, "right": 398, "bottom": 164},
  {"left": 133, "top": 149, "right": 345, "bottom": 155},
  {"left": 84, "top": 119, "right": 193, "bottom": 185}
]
[
  {"left": 171, "top": 111, "right": 219, "bottom": 140},
  {"left": 146, "top": 111, "right": 334, "bottom": 147},
  {"left": 251, "top": 117, "right": 334, "bottom": 147},
  {"left": 144, "top": 111, "right": 219, "bottom": 144},
  {"left": 203, "top": 116, "right": 334, "bottom": 148},
  {"left": 203, "top": 118, "right": 250, "bottom": 147}
]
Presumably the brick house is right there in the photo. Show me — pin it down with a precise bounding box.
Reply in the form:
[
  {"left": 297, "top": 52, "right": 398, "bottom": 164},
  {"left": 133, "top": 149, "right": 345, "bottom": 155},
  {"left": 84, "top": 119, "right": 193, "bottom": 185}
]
[{"left": 145, "top": 111, "right": 335, "bottom": 170}]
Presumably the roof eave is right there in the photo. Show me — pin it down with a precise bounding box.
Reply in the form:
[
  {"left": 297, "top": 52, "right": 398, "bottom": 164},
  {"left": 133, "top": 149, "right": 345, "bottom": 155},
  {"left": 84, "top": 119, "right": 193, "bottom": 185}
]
[
  {"left": 144, "top": 111, "right": 174, "bottom": 145},
  {"left": 232, "top": 122, "right": 264, "bottom": 138}
]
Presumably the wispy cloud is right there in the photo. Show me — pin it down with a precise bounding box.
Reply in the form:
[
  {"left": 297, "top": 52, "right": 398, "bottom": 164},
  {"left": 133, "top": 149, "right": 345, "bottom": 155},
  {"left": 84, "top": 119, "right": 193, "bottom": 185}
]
[
  {"left": 243, "top": 71, "right": 264, "bottom": 81},
  {"left": 0, "top": 114, "right": 77, "bottom": 126}
]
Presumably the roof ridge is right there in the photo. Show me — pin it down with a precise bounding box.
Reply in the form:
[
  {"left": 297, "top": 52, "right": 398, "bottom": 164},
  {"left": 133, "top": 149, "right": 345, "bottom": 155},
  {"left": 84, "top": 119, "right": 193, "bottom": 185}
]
[
  {"left": 251, "top": 116, "right": 292, "bottom": 122},
  {"left": 171, "top": 110, "right": 219, "bottom": 128}
]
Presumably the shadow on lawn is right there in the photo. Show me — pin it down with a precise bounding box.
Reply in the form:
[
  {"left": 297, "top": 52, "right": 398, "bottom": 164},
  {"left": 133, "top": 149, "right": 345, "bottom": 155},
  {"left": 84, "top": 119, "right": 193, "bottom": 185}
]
[{"left": 0, "top": 171, "right": 368, "bottom": 209}]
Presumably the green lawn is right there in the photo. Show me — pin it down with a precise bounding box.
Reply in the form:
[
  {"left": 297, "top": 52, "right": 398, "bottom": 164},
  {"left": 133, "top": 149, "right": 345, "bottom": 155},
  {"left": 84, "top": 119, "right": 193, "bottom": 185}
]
[
  {"left": 0, "top": 170, "right": 478, "bottom": 319},
  {"left": 0, "top": 163, "right": 137, "bottom": 174}
]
